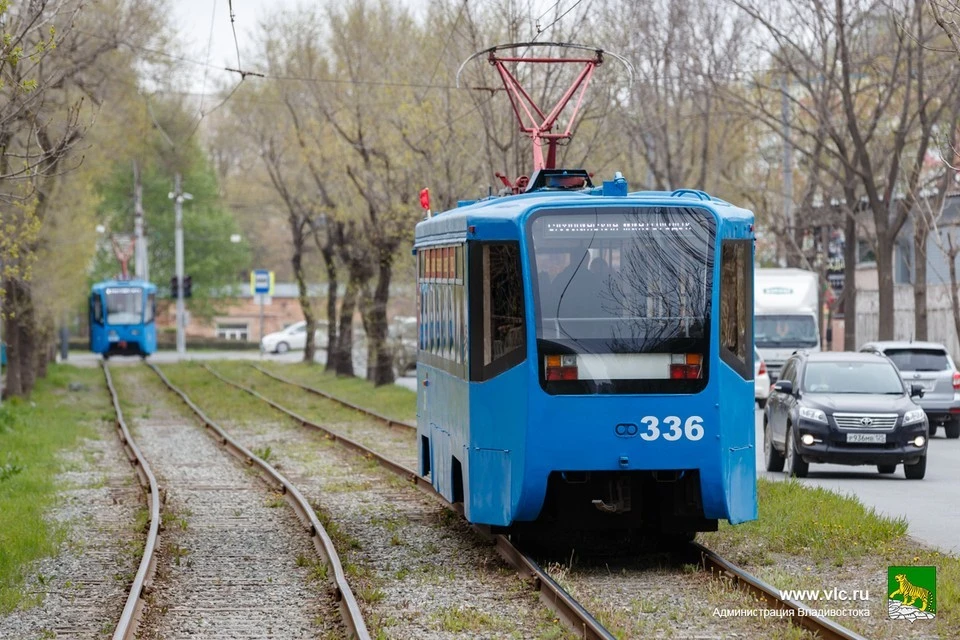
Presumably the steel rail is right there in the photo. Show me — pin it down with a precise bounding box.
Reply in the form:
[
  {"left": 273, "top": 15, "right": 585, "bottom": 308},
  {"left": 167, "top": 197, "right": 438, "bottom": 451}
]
[
  {"left": 249, "top": 364, "right": 416, "bottom": 431},
  {"left": 694, "top": 543, "right": 870, "bottom": 640},
  {"left": 225, "top": 364, "right": 872, "bottom": 640},
  {"left": 145, "top": 363, "right": 371, "bottom": 640},
  {"left": 103, "top": 361, "right": 161, "bottom": 640},
  {"left": 201, "top": 363, "right": 615, "bottom": 640}
]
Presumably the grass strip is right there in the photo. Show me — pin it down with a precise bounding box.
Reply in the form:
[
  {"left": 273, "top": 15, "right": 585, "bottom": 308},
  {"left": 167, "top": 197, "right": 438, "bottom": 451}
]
[
  {"left": 255, "top": 361, "right": 417, "bottom": 422},
  {"left": 702, "top": 478, "right": 959, "bottom": 638},
  {"left": 0, "top": 365, "right": 105, "bottom": 613}
]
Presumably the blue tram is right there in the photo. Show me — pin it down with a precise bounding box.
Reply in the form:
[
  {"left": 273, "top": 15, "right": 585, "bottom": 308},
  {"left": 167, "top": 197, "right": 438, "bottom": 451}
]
[
  {"left": 89, "top": 280, "right": 158, "bottom": 358},
  {"left": 414, "top": 173, "right": 757, "bottom": 536}
]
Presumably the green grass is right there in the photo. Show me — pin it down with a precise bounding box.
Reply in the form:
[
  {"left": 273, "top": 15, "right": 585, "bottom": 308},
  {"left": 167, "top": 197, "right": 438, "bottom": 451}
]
[
  {"left": 432, "top": 605, "right": 498, "bottom": 633},
  {"left": 0, "top": 366, "right": 106, "bottom": 613},
  {"left": 156, "top": 363, "right": 289, "bottom": 427},
  {"left": 703, "top": 478, "right": 908, "bottom": 565},
  {"left": 256, "top": 361, "right": 417, "bottom": 422}
]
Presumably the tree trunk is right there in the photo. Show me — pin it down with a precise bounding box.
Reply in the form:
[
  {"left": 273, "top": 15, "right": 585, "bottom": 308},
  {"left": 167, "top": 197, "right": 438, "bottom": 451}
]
[
  {"left": 358, "top": 285, "right": 374, "bottom": 381},
  {"left": 322, "top": 240, "right": 339, "bottom": 373},
  {"left": 17, "top": 289, "right": 37, "bottom": 396},
  {"left": 875, "top": 231, "right": 896, "bottom": 341},
  {"left": 367, "top": 252, "right": 395, "bottom": 386},
  {"left": 948, "top": 236, "right": 960, "bottom": 346},
  {"left": 335, "top": 276, "right": 359, "bottom": 377},
  {"left": 2, "top": 280, "right": 23, "bottom": 399},
  {"left": 843, "top": 212, "right": 858, "bottom": 351},
  {"left": 913, "top": 217, "right": 929, "bottom": 341},
  {"left": 291, "top": 240, "right": 316, "bottom": 365},
  {"left": 36, "top": 323, "right": 50, "bottom": 380}
]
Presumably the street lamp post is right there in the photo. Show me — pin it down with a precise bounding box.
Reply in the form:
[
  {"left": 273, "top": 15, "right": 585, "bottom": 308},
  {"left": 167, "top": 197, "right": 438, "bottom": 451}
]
[{"left": 169, "top": 175, "right": 192, "bottom": 357}]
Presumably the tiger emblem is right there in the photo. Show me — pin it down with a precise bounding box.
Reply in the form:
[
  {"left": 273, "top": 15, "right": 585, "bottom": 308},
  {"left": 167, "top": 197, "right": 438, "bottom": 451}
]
[{"left": 889, "top": 574, "right": 931, "bottom": 611}]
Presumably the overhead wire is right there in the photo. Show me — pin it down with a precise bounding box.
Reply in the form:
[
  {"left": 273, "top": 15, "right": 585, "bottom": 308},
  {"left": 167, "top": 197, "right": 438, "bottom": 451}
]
[
  {"left": 228, "top": 0, "right": 242, "bottom": 73},
  {"left": 197, "top": 0, "right": 218, "bottom": 116},
  {"left": 533, "top": 0, "right": 586, "bottom": 41},
  {"left": 418, "top": 0, "right": 469, "bottom": 101}
]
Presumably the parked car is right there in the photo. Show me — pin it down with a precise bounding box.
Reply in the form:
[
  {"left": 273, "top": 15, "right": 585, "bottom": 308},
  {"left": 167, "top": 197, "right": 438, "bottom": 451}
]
[
  {"left": 859, "top": 341, "right": 960, "bottom": 439},
  {"left": 260, "top": 321, "right": 324, "bottom": 354},
  {"left": 763, "top": 351, "right": 929, "bottom": 479},
  {"left": 755, "top": 347, "right": 770, "bottom": 409},
  {"left": 388, "top": 316, "right": 417, "bottom": 376}
]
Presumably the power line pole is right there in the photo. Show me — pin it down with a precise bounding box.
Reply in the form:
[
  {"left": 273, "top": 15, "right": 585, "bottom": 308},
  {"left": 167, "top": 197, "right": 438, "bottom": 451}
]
[
  {"left": 133, "top": 161, "right": 149, "bottom": 282},
  {"left": 169, "top": 174, "right": 192, "bottom": 356},
  {"left": 781, "top": 73, "right": 794, "bottom": 267}
]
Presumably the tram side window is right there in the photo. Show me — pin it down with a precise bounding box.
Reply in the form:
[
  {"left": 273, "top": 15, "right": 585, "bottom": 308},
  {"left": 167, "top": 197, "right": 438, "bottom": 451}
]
[
  {"left": 719, "top": 240, "right": 753, "bottom": 379},
  {"left": 91, "top": 295, "right": 103, "bottom": 324},
  {"left": 470, "top": 242, "right": 525, "bottom": 381},
  {"left": 144, "top": 293, "right": 156, "bottom": 324}
]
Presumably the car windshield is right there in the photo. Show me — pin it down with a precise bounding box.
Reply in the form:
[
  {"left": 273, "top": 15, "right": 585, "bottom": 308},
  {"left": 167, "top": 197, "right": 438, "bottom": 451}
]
[
  {"left": 105, "top": 287, "right": 143, "bottom": 325},
  {"left": 756, "top": 315, "right": 818, "bottom": 348},
  {"left": 883, "top": 348, "right": 950, "bottom": 372},
  {"left": 803, "top": 361, "right": 905, "bottom": 394}
]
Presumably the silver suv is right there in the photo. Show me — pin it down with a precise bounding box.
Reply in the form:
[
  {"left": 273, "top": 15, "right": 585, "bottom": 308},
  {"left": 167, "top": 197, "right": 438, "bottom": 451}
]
[{"left": 859, "top": 341, "right": 960, "bottom": 438}]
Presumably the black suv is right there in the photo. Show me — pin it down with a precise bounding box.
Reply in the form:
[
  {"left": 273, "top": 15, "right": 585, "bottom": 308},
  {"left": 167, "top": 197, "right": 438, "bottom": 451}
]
[{"left": 763, "top": 351, "right": 929, "bottom": 479}]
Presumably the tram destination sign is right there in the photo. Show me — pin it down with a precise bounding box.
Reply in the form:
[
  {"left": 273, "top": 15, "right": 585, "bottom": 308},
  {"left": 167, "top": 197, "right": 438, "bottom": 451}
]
[{"left": 543, "top": 219, "right": 696, "bottom": 238}]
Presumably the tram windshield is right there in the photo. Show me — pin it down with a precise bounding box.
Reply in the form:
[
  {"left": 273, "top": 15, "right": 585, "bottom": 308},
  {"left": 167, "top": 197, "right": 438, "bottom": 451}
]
[
  {"left": 528, "top": 206, "right": 716, "bottom": 393},
  {"left": 105, "top": 287, "right": 144, "bottom": 325}
]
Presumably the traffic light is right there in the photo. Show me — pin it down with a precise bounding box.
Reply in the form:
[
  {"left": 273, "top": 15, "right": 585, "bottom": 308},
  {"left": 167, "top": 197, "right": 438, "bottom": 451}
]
[
  {"left": 183, "top": 275, "right": 193, "bottom": 298},
  {"left": 170, "top": 276, "right": 178, "bottom": 298}
]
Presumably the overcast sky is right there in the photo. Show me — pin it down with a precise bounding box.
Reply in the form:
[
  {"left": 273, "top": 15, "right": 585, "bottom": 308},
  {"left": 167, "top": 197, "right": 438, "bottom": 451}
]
[
  {"left": 170, "top": 0, "right": 296, "bottom": 93},
  {"left": 169, "top": 0, "right": 564, "bottom": 93},
  {"left": 170, "top": 0, "right": 432, "bottom": 93}
]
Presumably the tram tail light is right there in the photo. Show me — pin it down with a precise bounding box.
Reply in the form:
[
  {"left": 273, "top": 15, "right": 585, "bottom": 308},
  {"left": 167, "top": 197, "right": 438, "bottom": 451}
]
[
  {"left": 670, "top": 353, "right": 702, "bottom": 379},
  {"left": 545, "top": 355, "right": 578, "bottom": 381}
]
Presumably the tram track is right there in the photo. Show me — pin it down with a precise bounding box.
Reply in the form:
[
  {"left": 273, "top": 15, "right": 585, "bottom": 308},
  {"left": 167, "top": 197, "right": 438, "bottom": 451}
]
[
  {"left": 152, "top": 362, "right": 583, "bottom": 639},
  {"left": 229, "top": 362, "right": 870, "bottom": 640},
  {"left": 105, "top": 362, "right": 368, "bottom": 639},
  {"left": 102, "top": 361, "right": 161, "bottom": 640},
  {"left": 197, "top": 363, "right": 614, "bottom": 640}
]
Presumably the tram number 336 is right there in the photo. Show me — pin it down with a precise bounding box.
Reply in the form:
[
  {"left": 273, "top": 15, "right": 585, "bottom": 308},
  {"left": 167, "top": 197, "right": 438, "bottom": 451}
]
[{"left": 637, "top": 416, "right": 705, "bottom": 442}]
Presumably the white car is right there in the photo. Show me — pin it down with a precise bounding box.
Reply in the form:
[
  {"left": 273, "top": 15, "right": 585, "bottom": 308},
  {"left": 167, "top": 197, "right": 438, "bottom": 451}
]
[
  {"left": 388, "top": 316, "right": 418, "bottom": 375},
  {"left": 755, "top": 347, "right": 771, "bottom": 409},
  {"left": 261, "top": 321, "right": 324, "bottom": 354}
]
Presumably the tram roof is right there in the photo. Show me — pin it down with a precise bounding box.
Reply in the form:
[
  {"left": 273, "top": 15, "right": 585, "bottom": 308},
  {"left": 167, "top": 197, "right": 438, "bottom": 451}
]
[
  {"left": 414, "top": 186, "right": 754, "bottom": 243},
  {"left": 91, "top": 279, "right": 157, "bottom": 292}
]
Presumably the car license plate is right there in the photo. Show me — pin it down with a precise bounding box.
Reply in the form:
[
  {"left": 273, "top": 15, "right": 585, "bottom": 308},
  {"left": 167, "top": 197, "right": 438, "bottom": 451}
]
[{"left": 846, "top": 433, "right": 886, "bottom": 444}]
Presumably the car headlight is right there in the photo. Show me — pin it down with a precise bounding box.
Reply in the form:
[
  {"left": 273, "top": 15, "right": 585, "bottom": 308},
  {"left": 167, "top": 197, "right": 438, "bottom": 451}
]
[
  {"left": 902, "top": 409, "right": 926, "bottom": 426},
  {"left": 799, "top": 406, "right": 827, "bottom": 423}
]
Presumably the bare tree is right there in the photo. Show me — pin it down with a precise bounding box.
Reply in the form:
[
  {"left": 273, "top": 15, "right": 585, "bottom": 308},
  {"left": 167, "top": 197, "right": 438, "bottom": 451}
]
[
  {"left": 930, "top": 0, "right": 960, "bottom": 58},
  {"left": 728, "top": 0, "right": 960, "bottom": 342},
  {"left": 2, "top": 0, "right": 162, "bottom": 397}
]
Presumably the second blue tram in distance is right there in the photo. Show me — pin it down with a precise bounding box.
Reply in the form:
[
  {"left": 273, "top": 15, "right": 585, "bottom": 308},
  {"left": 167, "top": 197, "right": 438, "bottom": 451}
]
[
  {"left": 414, "top": 171, "right": 757, "bottom": 538},
  {"left": 89, "top": 280, "right": 158, "bottom": 358}
]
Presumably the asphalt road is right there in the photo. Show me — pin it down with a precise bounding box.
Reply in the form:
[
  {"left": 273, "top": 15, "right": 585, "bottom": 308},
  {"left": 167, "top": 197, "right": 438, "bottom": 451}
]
[{"left": 754, "top": 406, "right": 960, "bottom": 554}]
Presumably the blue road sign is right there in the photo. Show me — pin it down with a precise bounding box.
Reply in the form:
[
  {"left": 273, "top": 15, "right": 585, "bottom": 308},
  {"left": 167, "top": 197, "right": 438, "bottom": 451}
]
[{"left": 250, "top": 270, "right": 274, "bottom": 295}]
